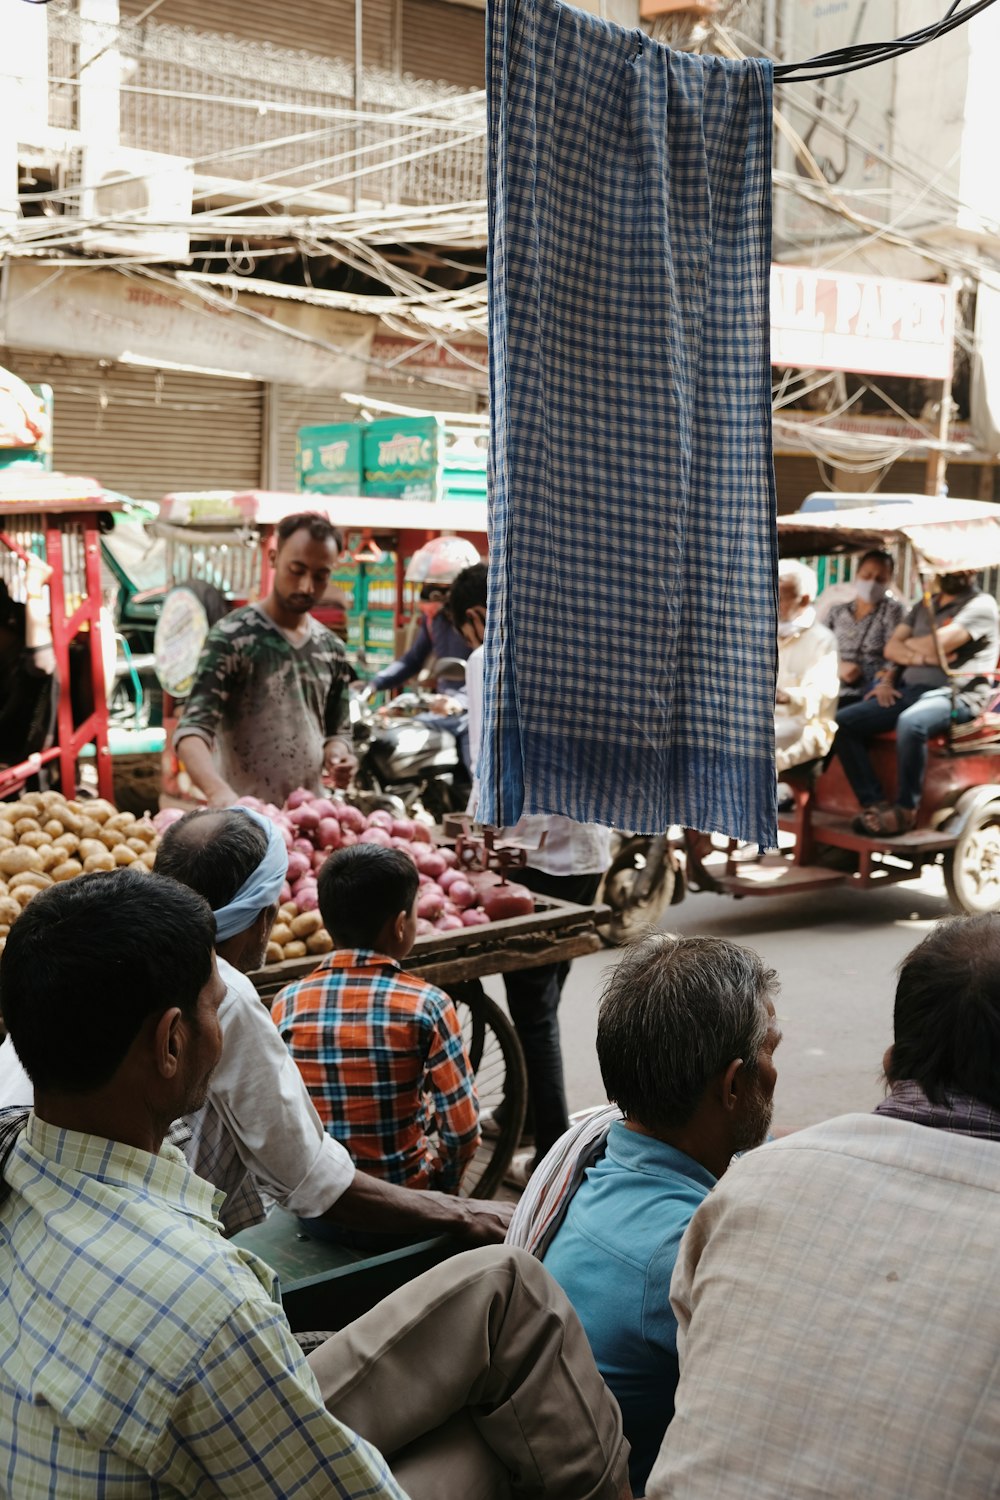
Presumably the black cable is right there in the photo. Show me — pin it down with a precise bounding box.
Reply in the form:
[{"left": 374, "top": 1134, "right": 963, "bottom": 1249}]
[{"left": 774, "top": 0, "right": 996, "bottom": 82}]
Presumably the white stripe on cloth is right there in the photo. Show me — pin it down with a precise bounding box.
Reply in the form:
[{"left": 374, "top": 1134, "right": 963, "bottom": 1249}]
[
  {"left": 481, "top": 0, "right": 778, "bottom": 846},
  {"left": 506, "top": 1106, "right": 621, "bottom": 1260}
]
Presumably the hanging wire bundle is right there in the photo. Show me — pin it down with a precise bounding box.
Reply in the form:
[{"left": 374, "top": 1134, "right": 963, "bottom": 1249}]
[{"left": 774, "top": 0, "right": 998, "bottom": 83}]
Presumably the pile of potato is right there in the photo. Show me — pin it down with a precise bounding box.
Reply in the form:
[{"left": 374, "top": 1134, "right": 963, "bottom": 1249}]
[
  {"left": 265, "top": 903, "right": 334, "bottom": 967},
  {"left": 0, "top": 793, "right": 159, "bottom": 954}
]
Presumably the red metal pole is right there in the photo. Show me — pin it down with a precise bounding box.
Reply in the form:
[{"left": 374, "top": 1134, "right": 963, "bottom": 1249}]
[
  {"left": 83, "top": 514, "right": 113, "bottom": 800},
  {"left": 43, "top": 519, "right": 76, "bottom": 798}
]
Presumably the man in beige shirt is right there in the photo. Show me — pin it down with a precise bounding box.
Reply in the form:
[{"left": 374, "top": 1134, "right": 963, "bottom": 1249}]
[
  {"left": 774, "top": 560, "right": 840, "bottom": 774},
  {"left": 647, "top": 912, "right": 1000, "bottom": 1500}
]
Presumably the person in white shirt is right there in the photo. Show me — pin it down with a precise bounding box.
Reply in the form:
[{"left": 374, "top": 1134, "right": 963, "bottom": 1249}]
[
  {"left": 774, "top": 560, "right": 840, "bottom": 774},
  {"left": 0, "top": 807, "right": 512, "bottom": 1247},
  {"left": 448, "top": 566, "right": 613, "bottom": 1184}
]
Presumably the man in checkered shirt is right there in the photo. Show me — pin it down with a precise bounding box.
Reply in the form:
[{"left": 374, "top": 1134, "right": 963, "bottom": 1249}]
[{"left": 0, "top": 869, "right": 631, "bottom": 1498}]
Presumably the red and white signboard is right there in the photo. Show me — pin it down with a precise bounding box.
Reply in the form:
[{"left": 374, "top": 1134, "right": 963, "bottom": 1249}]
[{"left": 770, "top": 265, "right": 956, "bottom": 381}]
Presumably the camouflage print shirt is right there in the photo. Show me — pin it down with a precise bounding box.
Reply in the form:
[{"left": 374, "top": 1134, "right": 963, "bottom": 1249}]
[{"left": 175, "top": 604, "right": 353, "bottom": 807}]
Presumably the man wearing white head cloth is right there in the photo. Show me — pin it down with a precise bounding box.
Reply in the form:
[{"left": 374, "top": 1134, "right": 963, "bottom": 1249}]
[
  {"left": 774, "top": 560, "right": 840, "bottom": 775},
  {"left": 153, "top": 808, "right": 513, "bottom": 1243}
]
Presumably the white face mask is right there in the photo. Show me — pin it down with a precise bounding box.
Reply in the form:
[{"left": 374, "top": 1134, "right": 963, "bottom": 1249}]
[
  {"left": 777, "top": 605, "right": 815, "bottom": 638},
  {"left": 855, "top": 578, "right": 888, "bottom": 605}
]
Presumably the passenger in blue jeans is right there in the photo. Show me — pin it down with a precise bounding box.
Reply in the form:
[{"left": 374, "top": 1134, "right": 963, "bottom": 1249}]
[{"left": 833, "top": 570, "right": 999, "bottom": 836}]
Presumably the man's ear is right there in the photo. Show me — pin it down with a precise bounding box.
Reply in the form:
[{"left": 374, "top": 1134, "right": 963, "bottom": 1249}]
[
  {"left": 259, "top": 903, "right": 279, "bottom": 944},
  {"left": 719, "top": 1058, "right": 745, "bottom": 1114},
  {"left": 153, "top": 1007, "right": 184, "bottom": 1081},
  {"left": 394, "top": 908, "right": 409, "bottom": 946},
  {"left": 882, "top": 1043, "right": 894, "bottom": 1079},
  {"left": 268, "top": 545, "right": 278, "bottom": 568}
]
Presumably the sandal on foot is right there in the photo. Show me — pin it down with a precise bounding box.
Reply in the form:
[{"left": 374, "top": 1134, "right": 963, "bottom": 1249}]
[
  {"left": 857, "top": 804, "right": 917, "bottom": 837},
  {"left": 852, "top": 803, "right": 890, "bottom": 836}
]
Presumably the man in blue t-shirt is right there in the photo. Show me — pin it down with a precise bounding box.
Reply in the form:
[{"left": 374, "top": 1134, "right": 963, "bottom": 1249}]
[{"left": 541, "top": 934, "right": 782, "bottom": 1497}]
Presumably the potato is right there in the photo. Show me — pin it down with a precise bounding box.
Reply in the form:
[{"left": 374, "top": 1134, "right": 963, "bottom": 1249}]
[
  {"left": 11, "top": 886, "right": 37, "bottom": 909},
  {"left": 18, "top": 792, "right": 44, "bottom": 811},
  {"left": 131, "top": 859, "right": 152, "bottom": 874},
  {"left": 127, "top": 822, "right": 157, "bottom": 845},
  {"left": 37, "top": 846, "right": 63, "bottom": 873},
  {"left": 13, "top": 817, "right": 41, "bottom": 837},
  {"left": 50, "top": 859, "right": 83, "bottom": 882},
  {"left": 105, "top": 812, "right": 135, "bottom": 832},
  {"left": 83, "top": 850, "right": 116, "bottom": 873},
  {"left": 282, "top": 940, "right": 307, "bottom": 960},
  {"left": 0, "top": 896, "right": 20, "bottom": 925},
  {"left": 269, "top": 922, "right": 294, "bottom": 947},
  {"left": 10, "top": 870, "right": 53, "bottom": 891},
  {"left": 0, "top": 820, "right": 15, "bottom": 843},
  {"left": 18, "top": 830, "right": 49, "bottom": 850},
  {"left": 42, "top": 819, "right": 65, "bottom": 840},
  {"left": 98, "top": 827, "right": 127, "bottom": 850},
  {"left": 56, "top": 806, "right": 84, "bottom": 836},
  {"left": 0, "top": 847, "right": 43, "bottom": 876},
  {"left": 306, "top": 928, "right": 333, "bottom": 955},
  {"left": 78, "top": 839, "right": 107, "bottom": 864},
  {"left": 139, "top": 851, "right": 156, "bottom": 870},
  {"left": 265, "top": 941, "right": 284, "bottom": 965},
  {"left": 290, "top": 910, "right": 323, "bottom": 939},
  {"left": 278, "top": 903, "right": 297, "bottom": 923},
  {"left": 125, "top": 837, "right": 149, "bottom": 855},
  {"left": 87, "top": 800, "right": 116, "bottom": 824},
  {"left": 113, "top": 845, "right": 138, "bottom": 865},
  {"left": 38, "top": 791, "right": 66, "bottom": 809},
  {"left": 79, "top": 818, "right": 103, "bottom": 841}
]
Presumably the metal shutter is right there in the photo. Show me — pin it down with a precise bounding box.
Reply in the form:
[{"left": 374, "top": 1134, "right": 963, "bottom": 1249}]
[
  {"left": 402, "top": 0, "right": 484, "bottom": 87},
  {"left": 119, "top": 0, "right": 397, "bottom": 73},
  {"left": 272, "top": 378, "right": 480, "bottom": 491},
  {"left": 1, "top": 350, "right": 264, "bottom": 504}
]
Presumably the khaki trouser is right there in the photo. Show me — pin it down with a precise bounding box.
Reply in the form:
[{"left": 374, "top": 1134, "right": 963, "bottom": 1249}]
[{"left": 307, "top": 1245, "right": 631, "bottom": 1500}]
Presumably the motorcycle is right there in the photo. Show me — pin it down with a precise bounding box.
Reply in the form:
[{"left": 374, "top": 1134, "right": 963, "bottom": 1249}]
[
  {"left": 350, "top": 672, "right": 471, "bottom": 823},
  {"left": 598, "top": 830, "right": 685, "bottom": 946}
]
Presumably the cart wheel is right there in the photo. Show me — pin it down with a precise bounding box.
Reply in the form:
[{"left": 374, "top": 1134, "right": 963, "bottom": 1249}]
[
  {"left": 943, "top": 798, "right": 1000, "bottom": 914},
  {"left": 445, "top": 986, "right": 527, "bottom": 1199},
  {"left": 599, "top": 837, "right": 677, "bottom": 947}
]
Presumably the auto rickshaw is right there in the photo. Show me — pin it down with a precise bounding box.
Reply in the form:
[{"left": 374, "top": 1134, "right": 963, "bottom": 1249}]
[{"left": 681, "top": 497, "right": 1000, "bottom": 917}]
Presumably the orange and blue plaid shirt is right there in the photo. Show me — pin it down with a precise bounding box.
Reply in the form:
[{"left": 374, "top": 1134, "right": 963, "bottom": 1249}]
[{"left": 271, "top": 950, "right": 480, "bottom": 1192}]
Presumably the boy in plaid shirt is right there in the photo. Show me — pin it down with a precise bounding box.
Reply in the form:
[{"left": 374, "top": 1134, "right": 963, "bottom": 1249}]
[{"left": 272, "top": 845, "right": 480, "bottom": 1196}]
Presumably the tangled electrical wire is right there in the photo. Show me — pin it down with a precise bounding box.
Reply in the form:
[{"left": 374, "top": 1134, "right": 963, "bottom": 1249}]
[{"left": 774, "top": 0, "right": 998, "bottom": 83}]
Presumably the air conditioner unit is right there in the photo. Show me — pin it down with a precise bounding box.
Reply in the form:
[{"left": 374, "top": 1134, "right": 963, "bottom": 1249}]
[{"left": 75, "top": 145, "right": 193, "bottom": 261}]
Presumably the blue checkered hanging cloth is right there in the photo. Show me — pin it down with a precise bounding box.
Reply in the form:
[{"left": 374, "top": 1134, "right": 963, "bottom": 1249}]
[{"left": 481, "top": 0, "right": 778, "bottom": 847}]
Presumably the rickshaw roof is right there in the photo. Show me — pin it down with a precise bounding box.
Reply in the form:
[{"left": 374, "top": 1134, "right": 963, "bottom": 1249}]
[
  {"left": 0, "top": 471, "right": 125, "bottom": 515},
  {"left": 778, "top": 498, "right": 1000, "bottom": 571}
]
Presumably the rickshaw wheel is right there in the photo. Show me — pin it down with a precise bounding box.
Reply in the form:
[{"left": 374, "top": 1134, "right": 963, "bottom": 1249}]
[
  {"left": 436, "top": 987, "right": 527, "bottom": 1198},
  {"left": 943, "top": 798, "right": 1000, "bottom": 915},
  {"left": 599, "top": 837, "right": 677, "bottom": 947}
]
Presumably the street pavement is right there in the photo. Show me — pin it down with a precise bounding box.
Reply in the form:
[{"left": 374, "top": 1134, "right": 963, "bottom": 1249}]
[{"left": 482, "top": 863, "right": 955, "bottom": 1135}]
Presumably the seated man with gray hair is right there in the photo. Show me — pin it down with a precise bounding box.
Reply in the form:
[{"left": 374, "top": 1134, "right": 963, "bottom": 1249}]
[
  {"left": 506, "top": 934, "right": 781, "bottom": 1498},
  {"left": 775, "top": 559, "right": 840, "bottom": 775}
]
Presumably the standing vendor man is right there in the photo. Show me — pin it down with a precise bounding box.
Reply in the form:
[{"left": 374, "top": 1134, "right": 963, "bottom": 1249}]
[{"left": 175, "top": 513, "right": 357, "bottom": 809}]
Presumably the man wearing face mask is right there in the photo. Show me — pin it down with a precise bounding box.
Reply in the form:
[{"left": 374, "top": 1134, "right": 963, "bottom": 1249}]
[
  {"left": 367, "top": 538, "right": 480, "bottom": 770},
  {"left": 834, "top": 568, "right": 1000, "bottom": 835},
  {"left": 774, "top": 561, "right": 840, "bottom": 775},
  {"left": 826, "top": 549, "right": 904, "bottom": 707}
]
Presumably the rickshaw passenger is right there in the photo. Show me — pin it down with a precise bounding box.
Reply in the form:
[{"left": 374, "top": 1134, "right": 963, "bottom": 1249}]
[
  {"left": 833, "top": 568, "right": 1000, "bottom": 836},
  {"left": 826, "top": 549, "right": 904, "bottom": 707},
  {"left": 774, "top": 561, "right": 840, "bottom": 773}
]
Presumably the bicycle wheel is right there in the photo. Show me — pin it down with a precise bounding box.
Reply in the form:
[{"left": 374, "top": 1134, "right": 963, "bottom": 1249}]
[{"left": 446, "top": 985, "right": 527, "bottom": 1199}]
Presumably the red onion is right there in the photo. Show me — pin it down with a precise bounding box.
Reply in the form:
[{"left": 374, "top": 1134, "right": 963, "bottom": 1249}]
[
  {"left": 285, "top": 788, "right": 313, "bottom": 810},
  {"left": 337, "top": 804, "right": 366, "bottom": 834},
  {"left": 289, "top": 804, "right": 320, "bottom": 832},
  {"left": 448, "top": 878, "right": 477, "bottom": 910},
  {"left": 311, "top": 798, "right": 339, "bottom": 821},
  {"left": 417, "top": 890, "right": 446, "bottom": 920},
  {"left": 295, "top": 886, "right": 320, "bottom": 912},
  {"left": 152, "top": 807, "right": 184, "bottom": 834},
  {"left": 482, "top": 883, "right": 534, "bottom": 921},
  {"left": 358, "top": 827, "right": 392, "bottom": 847},
  {"left": 367, "top": 810, "right": 395, "bottom": 831},
  {"left": 286, "top": 851, "right": 311, "bottom": 883},
  {"left": 340, "top": 829, "right": 358, "bottom": 846},
  {"left": 390, "top": 817, "right": 416, "bottom": 841},
  {"left": 435, "top": 914, "right": 464, "bottom": 931},
  {"left": 411, "top": 822, "right": 432, "bottom": 844},
  {"left": 415, "top": 850, "right": 447, "bottom": 879},
  {"left": 316, "top": 818, "right": 342, "bottom": 850},
  {"left": 460, "top": 907, "right": 490, "bottom": 927}
]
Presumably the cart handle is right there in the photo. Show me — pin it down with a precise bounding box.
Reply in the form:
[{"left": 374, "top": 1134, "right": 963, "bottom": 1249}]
[{"left": 0, "top": 530, "right": 35, "bottom": 567}]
